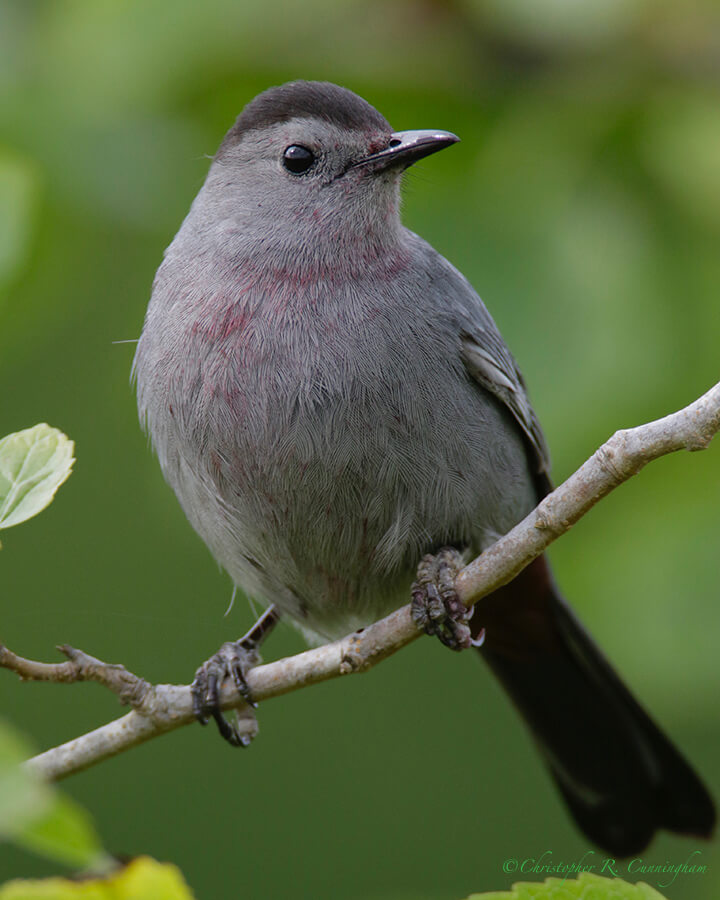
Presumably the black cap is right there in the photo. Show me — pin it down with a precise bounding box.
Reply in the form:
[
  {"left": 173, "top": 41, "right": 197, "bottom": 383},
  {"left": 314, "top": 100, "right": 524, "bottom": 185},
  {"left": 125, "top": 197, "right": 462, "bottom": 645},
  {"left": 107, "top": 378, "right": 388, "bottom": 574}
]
[{"left": 218, "top": 81, "right": 391, "bottom": 155}]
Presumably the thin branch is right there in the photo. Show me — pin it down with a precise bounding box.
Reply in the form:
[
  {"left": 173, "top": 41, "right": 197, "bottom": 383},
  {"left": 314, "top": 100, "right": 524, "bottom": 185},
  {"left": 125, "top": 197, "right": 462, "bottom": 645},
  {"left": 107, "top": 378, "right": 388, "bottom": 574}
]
[
  {"left": 3, "top": 380, "right": 719, "bottom": 783},
  {"left": 0, "top": 645, "right": 150, "bottom": 704},
  {"left": 4, "top": 607, "right": 417, "bottom": 781},
  {"left": 456, "top": 380, "right": 720, "bottom": 604}
]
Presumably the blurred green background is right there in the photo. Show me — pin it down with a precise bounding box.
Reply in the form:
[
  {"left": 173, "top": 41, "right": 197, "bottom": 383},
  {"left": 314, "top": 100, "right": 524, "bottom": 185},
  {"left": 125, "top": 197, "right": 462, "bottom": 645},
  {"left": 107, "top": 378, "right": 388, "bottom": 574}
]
[{"left": 1, "top": 1, "right": 719, "bottom": 898}]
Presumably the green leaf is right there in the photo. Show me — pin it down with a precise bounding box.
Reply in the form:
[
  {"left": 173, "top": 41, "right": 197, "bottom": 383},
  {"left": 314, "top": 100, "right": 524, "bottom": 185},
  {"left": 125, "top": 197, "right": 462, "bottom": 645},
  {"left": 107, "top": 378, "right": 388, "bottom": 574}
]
[
  {"left": 0, "top": 720, "right": 53, "bottom": 839},
  {"left": 0, "top": 425, "right": 75, "bottom": 531},
  {"left": 0, "top": 856, "right": 197, "bottom": 899},
  {"left": 0, "top": 719, "right": 108, "bottom": 869},
  {"left": 17, "top": 793, "right": 110, "bottom": 870},
  {"left": 468, "top": 872, "right": 669, "bottom": 899}
]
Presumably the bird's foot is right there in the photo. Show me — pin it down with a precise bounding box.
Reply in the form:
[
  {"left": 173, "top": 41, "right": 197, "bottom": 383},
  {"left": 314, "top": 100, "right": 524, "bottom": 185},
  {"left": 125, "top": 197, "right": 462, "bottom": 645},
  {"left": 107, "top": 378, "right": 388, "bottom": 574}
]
[
  {"left": 411, "top": 547, "right": 479, "bottom": 651},
  {"left": 191, "top": 640, "right": 260, "bottom": 747},
  {"left": 191, "top": 605, "right": 280, "bottom": 747}
]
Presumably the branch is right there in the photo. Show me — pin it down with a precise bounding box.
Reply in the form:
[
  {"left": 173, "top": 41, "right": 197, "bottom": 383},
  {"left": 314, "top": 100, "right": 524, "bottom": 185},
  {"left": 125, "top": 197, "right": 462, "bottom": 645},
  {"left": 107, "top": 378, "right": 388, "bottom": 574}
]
[
  {"left": 456, "top": 380, "right": 720, "bottom": 603},
  {"left": 3, "top": 380, "right": 719, "bottom": 782},
  {"left": 2, "top": 607, "right": 416, "bottom": 781}
]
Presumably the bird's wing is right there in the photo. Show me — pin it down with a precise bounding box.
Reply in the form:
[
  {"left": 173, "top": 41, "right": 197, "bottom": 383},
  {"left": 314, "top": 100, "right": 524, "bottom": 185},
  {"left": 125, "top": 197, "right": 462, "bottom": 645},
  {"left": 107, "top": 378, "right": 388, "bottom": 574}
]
[
  {"left": 460, "top": 326, "right": 551, "bottom": 488},
  {"left": 407, "top": 231, "right": 552, "bottom": 490}
]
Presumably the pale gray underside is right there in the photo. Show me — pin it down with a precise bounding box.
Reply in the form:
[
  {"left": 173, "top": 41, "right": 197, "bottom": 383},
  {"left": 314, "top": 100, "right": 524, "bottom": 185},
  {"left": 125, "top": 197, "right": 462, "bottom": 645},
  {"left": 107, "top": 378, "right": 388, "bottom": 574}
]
[{"left": 135, "top": 227, "right": 547, "bottom": 642}]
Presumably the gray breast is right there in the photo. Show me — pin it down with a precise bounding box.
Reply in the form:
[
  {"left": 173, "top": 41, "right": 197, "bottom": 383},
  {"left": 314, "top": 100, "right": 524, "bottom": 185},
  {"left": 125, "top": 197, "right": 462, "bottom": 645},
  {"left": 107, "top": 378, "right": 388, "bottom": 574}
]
[{"left": 135, "top": 236, "right": 536, "bottom": 640}]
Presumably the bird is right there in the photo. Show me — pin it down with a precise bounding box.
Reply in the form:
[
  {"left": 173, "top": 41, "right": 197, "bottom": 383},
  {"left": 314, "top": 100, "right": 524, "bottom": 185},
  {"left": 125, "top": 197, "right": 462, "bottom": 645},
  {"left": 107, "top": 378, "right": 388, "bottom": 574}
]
[{"left": 133, "top": 80, "right": 715, "bottom": 855}]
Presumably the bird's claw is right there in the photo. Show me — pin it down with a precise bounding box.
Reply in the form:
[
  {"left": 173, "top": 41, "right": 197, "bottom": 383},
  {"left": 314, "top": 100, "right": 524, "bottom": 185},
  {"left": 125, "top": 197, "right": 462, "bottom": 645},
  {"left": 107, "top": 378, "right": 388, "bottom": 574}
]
[
  {"left": 191, "top": 640, "right": 260, "bottom": 747},
  {"left": 411, "top": 547, "right": 476, "bottom": 651}
]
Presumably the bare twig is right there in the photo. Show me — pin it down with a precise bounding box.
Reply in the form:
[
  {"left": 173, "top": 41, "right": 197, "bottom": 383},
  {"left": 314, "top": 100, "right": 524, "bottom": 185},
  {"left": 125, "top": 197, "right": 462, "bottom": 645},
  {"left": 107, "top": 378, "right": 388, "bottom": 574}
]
[
  {"left": 456, "top": 380, "right": 720, "bottom": 604},
  {"left": 0, "top": 645, "right": 150, "bottom": 705},
  {"left": 3, "top": 380, "right": 719, "bottom": 782},
  {"left": 4, "top": 607, "right": 417, "bottom": 781}
]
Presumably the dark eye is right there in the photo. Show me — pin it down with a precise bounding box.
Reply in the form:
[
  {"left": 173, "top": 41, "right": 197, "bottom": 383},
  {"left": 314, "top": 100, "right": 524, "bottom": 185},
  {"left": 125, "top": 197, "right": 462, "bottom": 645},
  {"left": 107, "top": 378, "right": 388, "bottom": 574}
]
[{"left": 283, "top": 145, "right": 316, "bottom": 174}]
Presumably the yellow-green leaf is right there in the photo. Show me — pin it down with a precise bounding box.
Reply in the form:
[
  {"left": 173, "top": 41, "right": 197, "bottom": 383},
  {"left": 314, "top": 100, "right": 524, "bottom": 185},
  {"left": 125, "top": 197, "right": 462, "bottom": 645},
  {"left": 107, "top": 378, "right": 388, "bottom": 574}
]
[
  {"left": 0, "top": 425, "right": 75, "bottom": 530},
  {"left": 17, "top": 793, "right": 110, "bottom": 870},
  {"left": 0, "top": 720, "right": 53, "bottom": 838},
  {"left": 0, "top": 719, "right": 108, "bottom": 870},
  {"left": 0, "top": 857, "right": 196, "bottom": 900},
  {"left": 468, "top": 872, "right": 669, "bottom": 899}
]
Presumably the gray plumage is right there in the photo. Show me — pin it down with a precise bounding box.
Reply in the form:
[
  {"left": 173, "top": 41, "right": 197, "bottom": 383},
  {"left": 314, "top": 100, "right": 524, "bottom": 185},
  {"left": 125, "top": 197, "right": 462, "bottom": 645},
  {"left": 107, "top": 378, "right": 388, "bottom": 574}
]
[{"left": 134, "top": 82, "right": 541, "bottom": 641}]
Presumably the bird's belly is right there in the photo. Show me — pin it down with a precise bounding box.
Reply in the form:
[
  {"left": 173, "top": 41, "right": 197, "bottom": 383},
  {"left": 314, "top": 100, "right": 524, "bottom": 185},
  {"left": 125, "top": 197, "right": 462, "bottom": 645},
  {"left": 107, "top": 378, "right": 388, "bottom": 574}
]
[{"left": 173, "top": 372, "right": 535, "bottom": 640}]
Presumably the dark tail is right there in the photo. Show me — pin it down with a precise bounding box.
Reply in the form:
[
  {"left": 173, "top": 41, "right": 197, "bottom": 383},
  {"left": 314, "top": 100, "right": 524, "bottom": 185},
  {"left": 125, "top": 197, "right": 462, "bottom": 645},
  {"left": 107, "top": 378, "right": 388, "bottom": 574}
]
[{"left": 471, "top": 555, "right": 715, "bottom": 856}]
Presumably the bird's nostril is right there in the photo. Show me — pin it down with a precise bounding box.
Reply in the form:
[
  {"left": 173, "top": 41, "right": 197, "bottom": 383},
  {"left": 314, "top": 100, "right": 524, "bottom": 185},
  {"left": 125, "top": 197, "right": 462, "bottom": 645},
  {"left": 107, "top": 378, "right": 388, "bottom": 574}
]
[{"left": 388, "top": 138, "right": 402, "bottom": 148}]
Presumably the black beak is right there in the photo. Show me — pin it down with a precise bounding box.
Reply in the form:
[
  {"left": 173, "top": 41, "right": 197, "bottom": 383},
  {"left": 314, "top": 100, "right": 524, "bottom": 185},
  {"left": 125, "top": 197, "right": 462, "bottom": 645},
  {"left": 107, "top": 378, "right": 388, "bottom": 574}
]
[{"left": 353, "top": 130, "right": 459, "bottom": 172}]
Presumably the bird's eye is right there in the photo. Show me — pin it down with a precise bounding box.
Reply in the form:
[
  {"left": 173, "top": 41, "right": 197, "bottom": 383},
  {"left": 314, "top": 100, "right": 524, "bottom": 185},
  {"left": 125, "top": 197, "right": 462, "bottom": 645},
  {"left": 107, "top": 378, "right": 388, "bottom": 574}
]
[{"left": 283, "top": 145, "right": 316, "bottom": 174}]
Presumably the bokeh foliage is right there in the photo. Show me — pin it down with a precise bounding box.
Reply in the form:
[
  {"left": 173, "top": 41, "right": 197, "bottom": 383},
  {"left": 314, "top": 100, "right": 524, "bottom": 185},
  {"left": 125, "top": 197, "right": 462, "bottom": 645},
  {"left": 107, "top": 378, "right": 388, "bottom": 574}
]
[{"left": 1, "top": 2, "right": 719, "bottom": 898}]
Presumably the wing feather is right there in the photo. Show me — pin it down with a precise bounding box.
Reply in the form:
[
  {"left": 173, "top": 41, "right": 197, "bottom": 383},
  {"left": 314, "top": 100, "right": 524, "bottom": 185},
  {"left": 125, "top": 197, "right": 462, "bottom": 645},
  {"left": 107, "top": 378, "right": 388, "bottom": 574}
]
[{"left": 461, "top": 330, "right": 551, "bottom": 488}]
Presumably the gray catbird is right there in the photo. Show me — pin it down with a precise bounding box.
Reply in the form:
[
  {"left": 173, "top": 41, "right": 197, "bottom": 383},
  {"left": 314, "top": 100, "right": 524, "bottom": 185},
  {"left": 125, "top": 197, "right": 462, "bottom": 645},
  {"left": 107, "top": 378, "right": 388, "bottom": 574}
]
[{"left": 134, "top": 81, "right": 715, "bottom": 855}]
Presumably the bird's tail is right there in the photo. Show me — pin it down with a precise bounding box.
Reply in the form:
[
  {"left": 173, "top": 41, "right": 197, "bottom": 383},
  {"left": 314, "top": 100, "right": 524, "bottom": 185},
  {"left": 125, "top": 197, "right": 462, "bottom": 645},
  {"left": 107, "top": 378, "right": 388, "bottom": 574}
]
[{"left": 471, "top": 555, "right": 715, "bottom": 855}]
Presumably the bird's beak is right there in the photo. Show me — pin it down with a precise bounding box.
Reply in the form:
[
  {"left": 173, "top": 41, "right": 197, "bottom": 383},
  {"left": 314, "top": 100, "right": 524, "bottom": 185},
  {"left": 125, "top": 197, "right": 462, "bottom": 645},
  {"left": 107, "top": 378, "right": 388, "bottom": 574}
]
[{"left": 352, "top": 130, "right": 459, "bottom": 172}]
